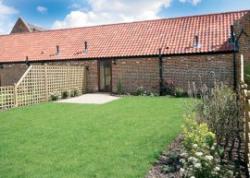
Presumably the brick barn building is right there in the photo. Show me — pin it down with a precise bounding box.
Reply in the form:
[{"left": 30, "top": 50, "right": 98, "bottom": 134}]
[{"left": 0, "top": 10, "right": 249, "bottom": 94}]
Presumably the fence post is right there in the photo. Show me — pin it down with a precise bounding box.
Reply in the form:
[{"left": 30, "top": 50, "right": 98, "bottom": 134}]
[
  {"left": 14, "top": 83, "right": 18, "bottom": 107},
  {"left": 83, "top": 66, "right": 87, "bottom": 94},
  {"left": 241, "top": 55, "right": 244, "bottom": 83},
  {"left": 44, "top": 64, "right": 49, "bottom": 101}
]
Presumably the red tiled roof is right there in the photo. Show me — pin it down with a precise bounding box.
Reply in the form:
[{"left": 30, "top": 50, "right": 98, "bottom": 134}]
[{"left": 0, "top": 10, "right": 249, "bottom": 63}]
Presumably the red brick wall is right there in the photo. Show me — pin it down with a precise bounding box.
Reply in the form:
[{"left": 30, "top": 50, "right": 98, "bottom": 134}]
[
  {"left": 237, "top": 12, "right": 250, "bottom": 64},
  {"left": 162, "top": 53, "right": 234, "bottom": 91},
  {"left": 111, "top": 53, "right": 234, "bottom": 94},
  {"left": 112, "top": 58, "right": 160, "bottom": 93},
  {"left": 0, "top": 63, "right": 28, "bottom": 86}
]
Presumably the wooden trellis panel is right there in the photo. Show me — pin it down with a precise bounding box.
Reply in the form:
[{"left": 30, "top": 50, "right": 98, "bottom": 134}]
[
  {"left": 16, "top": 65, "right": 47, "bottom": 107},
  {"left": 46, "top": 65, "right": 86, "bottom": 96},
  {"left": 0, "top": 64, "right": 86, "bottom": 110},
  {"left": 0, "top": 86, "right": 15, "bottom": 110}
]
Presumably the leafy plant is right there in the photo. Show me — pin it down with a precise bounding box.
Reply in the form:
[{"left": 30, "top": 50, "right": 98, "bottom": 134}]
[
  {"left": 162, "top": 80, "right": 176, "bottom": 96},
  {"left": 132, "top": 86, "right": 156, "bottom": 96},
  {"left": 50, "top": 92, "right": 60, "bottom": 101},
  {"left": 244, "top": 63, "right": 250, "bottom": 86},
  {"left": 116, "top": 80, "right": 125, "bottom": 95},
  {"left": 62, "top": 91, "right": 70, "bottom": 99},
  {"left": 175, "top": 87, "right": 188, "bottom": 97},
  {"left": 196, "top": 83, "right": 240, "bottom": 147},
  {"left": 180, "top": 114, "right": 233, "bottom": 178},
  {"left": 71, "top": 89, "right": 80, "bottom": 97},
  {"left": 161, "top": 152, "right": 182, "bottom": 174},
  {"left": 162, "top": 81, "right": 187, "bottom": 97}
]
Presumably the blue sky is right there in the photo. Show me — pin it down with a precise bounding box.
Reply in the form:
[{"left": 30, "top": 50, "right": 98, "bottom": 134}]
[{"left": 0, "top": 0, "right": 250, "bottom": 34}]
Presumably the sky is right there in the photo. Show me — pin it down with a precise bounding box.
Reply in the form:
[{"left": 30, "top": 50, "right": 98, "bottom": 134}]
[{"left": 0, "top": 0, "right": 250, "bottom": 34}]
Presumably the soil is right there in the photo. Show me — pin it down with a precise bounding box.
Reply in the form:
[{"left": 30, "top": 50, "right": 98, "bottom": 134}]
[{"left": 146, "top": 135, "right": 183, "bottom": 178}]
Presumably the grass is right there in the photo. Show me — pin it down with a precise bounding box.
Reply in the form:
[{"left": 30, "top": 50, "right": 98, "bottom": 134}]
[{"left": 0, "top": 96, "right": 192, "bottom": 178}]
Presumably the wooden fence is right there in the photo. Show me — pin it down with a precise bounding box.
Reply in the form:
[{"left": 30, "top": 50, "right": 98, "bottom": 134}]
[
  {"left": 239, "top": 55, "right": 250, "bottom": 175},
  {"left": 240, "top": 83, "right": 250, "bottom": 174},
  {"left": 0, "top": 65, "right": 86, "bottom": 110}
]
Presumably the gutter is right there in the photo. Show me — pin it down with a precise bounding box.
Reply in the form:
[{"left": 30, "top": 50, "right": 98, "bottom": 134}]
[
  {"left": 159, "top": 48, "right": 164, "bottom": 95},
  {"left": 231, "top": 25, "right": 238, "bottom": 90}
]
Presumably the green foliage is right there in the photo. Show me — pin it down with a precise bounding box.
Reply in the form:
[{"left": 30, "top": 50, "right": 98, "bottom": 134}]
[
  {"left": 62, "top": 91, "right": 70, "bottom": 99},
  {"left": 181, "top": 114, "right": 233, "bottom": 178},
  {"left": 175, "top": 87, "right": 188, "bottom": 97},
  {"left": 116, "top": 80, "right": 125, "bottom": 95},
  {"left": 71, "top": 89, "right": 80, "bottom": 97},
  {"left": 162, "top": 152, "right": 181, "bottom": 174},
  {"left": 182, "top": 114, "right": 215, "bottom": 151},
  {"left": 133, "top": 86, "right": 157, "bottom": 96},
  {"left": 162, "top": 81, "right": 176, "bottom": 96},
  {"left": 244, "top": 63, "right": 250, "bottom": 85},
  {"left": 162, "top": 81, "right": 187, "bottom": 97},
  {"left": 196, "top": 83, "right": 240, "bottom": 143},
  {"left": 50, "top": 92, "right": 60, "bottom": 101}
]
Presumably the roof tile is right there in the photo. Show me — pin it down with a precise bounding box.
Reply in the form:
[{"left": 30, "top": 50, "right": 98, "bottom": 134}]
[{"left": 0, "top": 10, "right": 249, "bottom": 63}]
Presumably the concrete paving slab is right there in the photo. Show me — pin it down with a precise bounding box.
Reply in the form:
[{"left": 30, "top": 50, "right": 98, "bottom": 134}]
[{"left": 57, "top": 93, "right": 120, "bottom": 104}]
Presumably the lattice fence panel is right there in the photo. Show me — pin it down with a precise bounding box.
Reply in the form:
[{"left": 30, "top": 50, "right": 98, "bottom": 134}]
[
  {"left": 0, "top": 86, "right": 14, "bottom": 110},
  {"left": 16, "top": 66, "right": 47, "bottom": 107},
  {"left": 0, "top": 64, "right": 86, "bottom": 110},
  {"left": 46, "top": 65, "right": 86, "bottom": 96}
]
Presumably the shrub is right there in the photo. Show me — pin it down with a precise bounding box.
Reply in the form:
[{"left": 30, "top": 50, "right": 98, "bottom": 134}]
[
  {"left": 162, "top": 81, "right": 187, "bottom": 97},
  {"left": 196, "top": 83, "right": 240, "bottom": 144},
  {"left": 132, "top": 86, "right": 156, "bottom": 96},
  {"left": 245, "top": 63, "right": 250, "bottom": 86},
  {"left": 71, "top": 89, "right": 80, "bottom": 97},
  {"left": 162, "top": 152, "right": 181, "bottom": 174},
  {"left": 180, "top": 114, "right": 233, "bottom": 178},
  {"left": 50, "top": 92, "right": 60, "bottom": 101},
  {"left": 162, "top": 80, "right": 176, "bottom": 96},
  {"left": 116, "top": 80, "right": 125, "bottom": 95},
  {"left": 62, "top": 91, "right": 69, "bottom": 99},
  {"left": 175, "top": 87, "right": 188, "bottom": 97}
]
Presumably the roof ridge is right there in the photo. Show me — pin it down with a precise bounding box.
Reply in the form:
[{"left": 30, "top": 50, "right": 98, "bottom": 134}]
[{"left": 1, "top": 9, "right": 249, "bottom": 38}]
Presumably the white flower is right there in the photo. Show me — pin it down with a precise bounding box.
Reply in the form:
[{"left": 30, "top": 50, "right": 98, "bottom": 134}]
[
  {"left": 192, "top": 144, "right": 198, "bottom": 148},
  {"left": 180, "top": 152, "right": 187, "bottom": 157},
  {"left": 195, "top": 152, "right": 203, "bottom": 157},
  {"left": 205, "top": 155, "right": 213, "bottom": 161},
  {"left": 180, "top": 159, "right": 186, "bottom": 164},
  {"left": 188, "top": 156, "right": 198, "bottom": 163},
  {"left": 180, "top": 168, "right": 185, "bottom": 173},
  {"left": 190, "top": 176, "right": 195, "bottom": 178},
  {"left": 194, "top": 163, "right": 201, "bottom": 169},
  {"left": 214, "top": 166, "right": 220, "bottom": 171}
]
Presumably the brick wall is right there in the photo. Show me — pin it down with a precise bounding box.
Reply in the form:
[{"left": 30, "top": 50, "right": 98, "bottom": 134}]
[
  {"left": 0, "top": 53, "right": 235, "bottom": 94},
  {"left": 111, "top": 53, "right": 234, "bottom": 94},
  {"left": 112, "top": 58, "right": 160, "bottom": 93},
  {"left": 0, "top": 63, "right": 28, "bottom": 86},
  {"left": 163, "top": 53, "right": 234, "bottom": 91},
  {"left": 237, "top": 12, "right": 250, "bottom": 64}
]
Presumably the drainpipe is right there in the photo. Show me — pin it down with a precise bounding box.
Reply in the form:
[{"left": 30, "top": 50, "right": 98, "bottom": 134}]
[
  {"left": 231, "top": 25, "right": 238, "bottom": 90},
  {"left": 159, "top": 48, "right": 163, "bottom": 95}
]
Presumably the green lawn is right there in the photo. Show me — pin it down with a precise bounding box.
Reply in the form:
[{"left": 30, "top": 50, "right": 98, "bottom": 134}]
[{"left": 0, "top": 96, "right": 191, "bottom": 178}]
